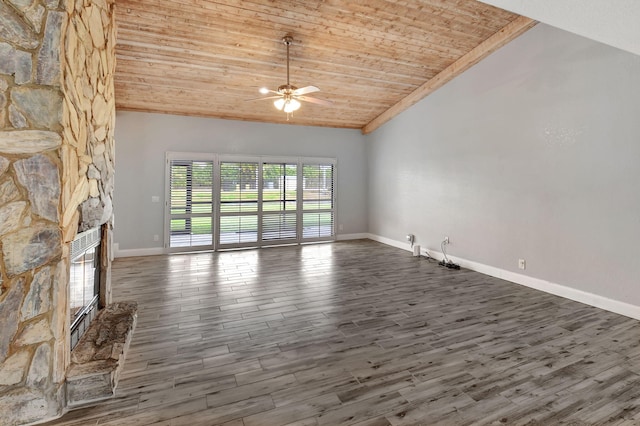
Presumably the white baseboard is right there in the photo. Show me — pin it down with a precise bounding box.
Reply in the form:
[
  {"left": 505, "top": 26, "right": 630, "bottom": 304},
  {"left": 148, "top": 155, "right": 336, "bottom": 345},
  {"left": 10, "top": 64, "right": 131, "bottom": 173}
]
[
  {"left": 113, "top": 234, "right": 369, "bottom": 257},
  {"left": 114, "top": 246, "right": 165, "bottom": 258},
  {"left": 367, "top": 234, "right": 640, "bottom": 321},
  {"left": 336, "top": 233, "right": 370, "bottom": 241},
  {"left": 366, "top": 233, "right": 412, "bottom": 251}
]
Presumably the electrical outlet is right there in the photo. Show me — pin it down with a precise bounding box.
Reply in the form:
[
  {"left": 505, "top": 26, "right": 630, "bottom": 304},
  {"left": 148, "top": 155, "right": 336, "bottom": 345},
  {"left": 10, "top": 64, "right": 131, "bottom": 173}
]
[
  {"left": 443, "top": 236, "right": 449, "bottom": 244},
  {"left": 153, "top": 234, "right": 159, "bottom": 242},
  {"left": 518, "top": 259, "right": 526, "bottom": 270}
]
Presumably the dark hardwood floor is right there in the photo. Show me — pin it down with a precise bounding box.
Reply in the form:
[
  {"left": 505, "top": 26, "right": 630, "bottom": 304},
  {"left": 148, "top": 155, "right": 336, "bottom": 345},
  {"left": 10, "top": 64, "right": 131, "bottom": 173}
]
[{"left": 45, "top": 240, "right": 640, "bottom": 425}]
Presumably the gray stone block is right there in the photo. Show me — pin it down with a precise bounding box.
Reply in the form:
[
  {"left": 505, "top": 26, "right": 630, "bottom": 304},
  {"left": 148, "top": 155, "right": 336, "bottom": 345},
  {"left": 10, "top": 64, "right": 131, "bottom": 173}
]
[
  {"left": 2, "top": 224, "right": 61, "bottom": 276},
  {"left": 0, "top": 200, "right": 27, "bottom": 236},
  {"left": 66, "top": 371, "right": 113, "bottom": 406},
  {"left": 21, "top": 266, "right": 52, "bottom": 320},
  {"left": 14, "top": 153, "right": 60, "bottom": 222},
  {"left": 0, "top": 278, "right": 25, "bottom": 362},
  {"left": 26, "top": 343, "right": 51, "bottom": 387},
  {"left": 10, "top": 87, "right": 62, "bottom": 129},
  {"left": 36, "top": 11, "right": 63, "bottom": 85},
  {"left": 0, "top": 177, "right": 20, "bottom": 205},
  {"left": 0, "top": 388, "right": 49, "bottom": 425},
  {"left": 0, "top": 3, "right": 39, "bottom": 50},
  {"left": 9, "top": 105, "right": 28, "bottom": 128}
]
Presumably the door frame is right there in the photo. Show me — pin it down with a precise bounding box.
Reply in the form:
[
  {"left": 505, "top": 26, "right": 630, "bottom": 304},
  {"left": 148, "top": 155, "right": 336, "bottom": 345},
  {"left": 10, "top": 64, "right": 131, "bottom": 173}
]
[{"left": 164, "top": 152, "right": 218, "bottom": 253}]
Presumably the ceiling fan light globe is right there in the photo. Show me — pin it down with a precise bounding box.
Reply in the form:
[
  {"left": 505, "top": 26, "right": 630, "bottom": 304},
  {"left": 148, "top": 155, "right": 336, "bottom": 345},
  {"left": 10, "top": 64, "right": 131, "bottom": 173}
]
[
  {"left": 259, "top": 87, "right": 270, "bottom": 94},
  {"left": 274, "top": 98, "right": 285, "bottom": 110},
  {"left": 284, "top": 99, "right": 301, "bottom": 113}
]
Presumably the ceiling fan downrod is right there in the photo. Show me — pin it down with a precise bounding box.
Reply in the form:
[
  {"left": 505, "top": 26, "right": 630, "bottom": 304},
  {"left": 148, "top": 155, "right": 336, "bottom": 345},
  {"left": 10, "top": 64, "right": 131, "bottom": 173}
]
[
  {"left": 285, "top": 35, "right": 292, "bottom": 87},
  {"left": 278, "top": 35, "right": 299, "bottom": 119},
  {"left": 278, "top": 35, "right": 296, "bottom": 94}
]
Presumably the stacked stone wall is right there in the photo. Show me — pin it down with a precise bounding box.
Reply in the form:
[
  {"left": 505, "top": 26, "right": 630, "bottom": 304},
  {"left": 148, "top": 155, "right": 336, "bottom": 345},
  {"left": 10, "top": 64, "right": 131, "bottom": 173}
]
[
  {"left": 61, "top": 0, "right": 116, "bottom": 238},
  {"left": 0, "top": 0, "right": 115, "bottom": 423}
]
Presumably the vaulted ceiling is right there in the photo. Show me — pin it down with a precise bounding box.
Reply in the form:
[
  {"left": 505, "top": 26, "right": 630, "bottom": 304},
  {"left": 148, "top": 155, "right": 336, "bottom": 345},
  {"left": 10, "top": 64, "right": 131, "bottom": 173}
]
[{"left": 114, "top": 1, "right": 535, "bottom": 133}]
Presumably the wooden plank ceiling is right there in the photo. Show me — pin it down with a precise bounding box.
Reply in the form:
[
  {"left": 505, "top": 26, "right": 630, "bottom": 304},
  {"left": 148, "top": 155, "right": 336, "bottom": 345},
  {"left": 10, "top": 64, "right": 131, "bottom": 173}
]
[{"left": 114, "top": 0, "right": 535, "bottom": 133}]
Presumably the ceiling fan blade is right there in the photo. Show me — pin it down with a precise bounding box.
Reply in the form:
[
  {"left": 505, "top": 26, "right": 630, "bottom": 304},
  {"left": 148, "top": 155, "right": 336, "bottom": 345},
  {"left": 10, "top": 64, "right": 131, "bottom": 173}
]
[
  {"left": 296, "top": 95, "right": 333, "bottom": 106},
  {"left": 293, "top": 86, "right": 320, "bottom": 96},
  {"left": 245, "top": 95, "right": 283, "bottom": 102},
  {"left": 259, "top": 88, "right": 280, "bottom": 95}
]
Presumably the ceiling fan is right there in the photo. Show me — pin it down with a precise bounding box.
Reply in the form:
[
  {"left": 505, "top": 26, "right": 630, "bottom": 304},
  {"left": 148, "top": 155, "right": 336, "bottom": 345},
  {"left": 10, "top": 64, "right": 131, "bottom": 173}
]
[{"left": 250, "top": 35, "right": 332, "bottom": 119}]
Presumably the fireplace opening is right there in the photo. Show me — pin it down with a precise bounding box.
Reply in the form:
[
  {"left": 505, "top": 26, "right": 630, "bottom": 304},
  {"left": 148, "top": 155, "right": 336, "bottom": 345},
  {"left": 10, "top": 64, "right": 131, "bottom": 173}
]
[{"left": 70, "top": 227, "right": 102, "bottom": 350}]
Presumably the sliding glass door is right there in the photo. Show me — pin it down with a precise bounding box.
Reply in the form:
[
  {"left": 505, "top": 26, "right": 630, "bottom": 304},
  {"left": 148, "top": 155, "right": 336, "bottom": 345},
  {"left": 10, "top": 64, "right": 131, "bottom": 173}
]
[
  {"left": 166, "top": 153, "right": 335, "bottom": 252},
  {"left": 166, "top": 154, "right": 215, "bottom": 251}
]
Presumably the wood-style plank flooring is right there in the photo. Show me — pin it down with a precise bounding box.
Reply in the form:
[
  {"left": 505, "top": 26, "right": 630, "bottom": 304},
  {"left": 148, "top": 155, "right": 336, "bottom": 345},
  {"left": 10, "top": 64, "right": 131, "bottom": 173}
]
[{"left": 45, "top": 240, "right": 640, "bottom": 425}]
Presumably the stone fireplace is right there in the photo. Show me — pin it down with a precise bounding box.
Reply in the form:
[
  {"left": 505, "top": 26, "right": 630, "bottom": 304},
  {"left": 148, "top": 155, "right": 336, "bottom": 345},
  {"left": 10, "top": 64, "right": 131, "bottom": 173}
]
[{"left": 0, "top": 0, "right": 117, "bottom": 424}]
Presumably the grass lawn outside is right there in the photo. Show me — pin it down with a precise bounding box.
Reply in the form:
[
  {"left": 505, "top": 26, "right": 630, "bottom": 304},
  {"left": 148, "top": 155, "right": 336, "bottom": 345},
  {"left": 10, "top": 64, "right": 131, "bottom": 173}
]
[{"left": 170, "top": 189, "right": 333, "bottom": 240}]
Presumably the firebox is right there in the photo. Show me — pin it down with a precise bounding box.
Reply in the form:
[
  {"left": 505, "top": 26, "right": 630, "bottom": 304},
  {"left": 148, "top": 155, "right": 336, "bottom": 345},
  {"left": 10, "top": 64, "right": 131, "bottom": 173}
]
[{"left": 69, "top": 227, "right": 101, "bottom": 349}]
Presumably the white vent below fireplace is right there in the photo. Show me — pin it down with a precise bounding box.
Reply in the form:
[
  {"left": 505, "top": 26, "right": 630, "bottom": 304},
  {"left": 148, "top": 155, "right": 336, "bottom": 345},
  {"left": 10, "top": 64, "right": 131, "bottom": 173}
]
[{"left": 71, "top": 227, "right": 101, "bottom": 259}]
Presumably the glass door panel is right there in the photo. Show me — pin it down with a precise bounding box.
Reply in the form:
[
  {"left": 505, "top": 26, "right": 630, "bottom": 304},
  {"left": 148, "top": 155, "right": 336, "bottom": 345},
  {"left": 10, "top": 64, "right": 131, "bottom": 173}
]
[
  {"left": 168, "top": 159, "right": 214, "bottom": 250},
  {"left": 219, "top": 161, "right": 259, "bottom": 248},
  {"left": 301, "top": 163, "right": 335, "bottom": 240},
  {"left": 262, "top": 163, "right": 297, "bottom": 244}
]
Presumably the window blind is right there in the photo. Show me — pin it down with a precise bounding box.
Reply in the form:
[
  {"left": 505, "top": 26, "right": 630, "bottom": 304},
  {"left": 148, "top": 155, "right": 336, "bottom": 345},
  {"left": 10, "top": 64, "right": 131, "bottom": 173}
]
[
  {"left": 262, "top": 163, "right": 298, "bottom": 243},
  {"left": 219, "top": 161, "right": 259, "bottom": 246},
  {"left": 168, "top": 159, "right": 214, "bottom": 248},
  {"left": 301, "top": 163, "right": 335, "bottom": 240}
]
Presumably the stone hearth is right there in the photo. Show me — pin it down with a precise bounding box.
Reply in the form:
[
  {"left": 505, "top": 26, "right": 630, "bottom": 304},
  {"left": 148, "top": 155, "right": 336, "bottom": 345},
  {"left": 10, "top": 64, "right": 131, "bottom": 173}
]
[{"left": 66, "top": 301, "right": 137, "bottom": 407}]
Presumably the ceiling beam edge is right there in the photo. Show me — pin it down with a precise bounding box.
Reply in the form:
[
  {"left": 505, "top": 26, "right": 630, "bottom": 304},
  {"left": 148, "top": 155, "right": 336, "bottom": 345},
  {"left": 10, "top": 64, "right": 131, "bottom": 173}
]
[{"left": 361, "top": 15, "right": 537, "bottom": 135}]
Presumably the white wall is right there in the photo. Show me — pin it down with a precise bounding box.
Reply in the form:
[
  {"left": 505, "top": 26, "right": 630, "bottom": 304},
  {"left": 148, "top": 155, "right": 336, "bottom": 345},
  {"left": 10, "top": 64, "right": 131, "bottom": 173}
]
[
  {"left": 367, "top": 24, "right": 640, "bottom": 308},
  {"left": 113, "top": 112, "right": 367, "bottom": 252}
]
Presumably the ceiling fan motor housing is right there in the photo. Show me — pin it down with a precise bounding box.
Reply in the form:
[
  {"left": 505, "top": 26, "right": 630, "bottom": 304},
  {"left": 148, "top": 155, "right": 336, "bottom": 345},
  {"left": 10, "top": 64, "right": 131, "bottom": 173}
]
[{"left": 277, "top": 84, "right": 297, "bottom": 94}]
